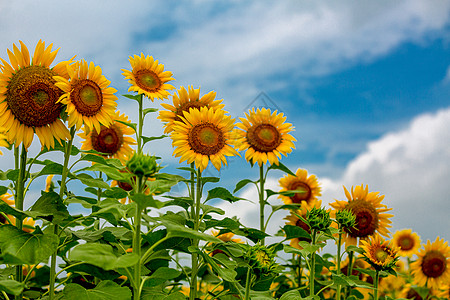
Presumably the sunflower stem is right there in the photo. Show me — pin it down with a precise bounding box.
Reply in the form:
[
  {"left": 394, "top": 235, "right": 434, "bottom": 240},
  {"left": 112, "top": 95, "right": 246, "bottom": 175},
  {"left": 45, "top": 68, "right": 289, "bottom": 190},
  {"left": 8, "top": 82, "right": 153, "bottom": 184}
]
[
  {"left": 259, "top": 164, "right": 265, "bottom": 245},
  {"left": 336, "top": 228, "right": 343, "bottom": 300},
  {"left": 14, "top": 144, "right": 27, "bottom": 300},
  {"left": 309, "top": 229, "right": 317, "bottom": 297},
  {"left": 49, "top": 127, "right": 75, "bottom": 300},
  {"left": 190, "top": 168, "right": 202, "bottom": 300},
  {"left": 374, "top": 270, "right": 380, "bottom": 300},
  {"left": 244, "top": 266, "right": 252, "bottom": 300},
  {"left": 132, "top": 175, "right": 145, "bottom": 300},
  {"left": 137, "top": 94, "right": 144, "bottom": 154},
  {"left": 297, "top": 254, "right": 302, "bottom": 288}
]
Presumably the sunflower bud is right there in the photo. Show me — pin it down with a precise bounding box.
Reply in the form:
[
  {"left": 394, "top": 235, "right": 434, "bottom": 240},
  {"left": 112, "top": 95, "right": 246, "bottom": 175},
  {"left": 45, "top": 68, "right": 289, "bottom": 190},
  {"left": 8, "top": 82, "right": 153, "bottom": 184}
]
[
  {"left": 306, "top": 207, "right": 332, "bottom": 232},
  {"left": 335, "top": 209, "right": 356, "bottom": 230},
  {"left": 244, "top": 244, "right": 278, "bottom": 276},
  {"left": 126, "top": 153, "right": 161, "bottom": 178}
]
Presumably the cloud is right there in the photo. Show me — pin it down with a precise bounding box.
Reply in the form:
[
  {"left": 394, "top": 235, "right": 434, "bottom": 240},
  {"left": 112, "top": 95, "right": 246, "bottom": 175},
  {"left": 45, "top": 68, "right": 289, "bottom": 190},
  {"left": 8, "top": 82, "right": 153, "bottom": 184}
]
[{"left": 219, "top": 106, "right": 450, "bottom": 244}]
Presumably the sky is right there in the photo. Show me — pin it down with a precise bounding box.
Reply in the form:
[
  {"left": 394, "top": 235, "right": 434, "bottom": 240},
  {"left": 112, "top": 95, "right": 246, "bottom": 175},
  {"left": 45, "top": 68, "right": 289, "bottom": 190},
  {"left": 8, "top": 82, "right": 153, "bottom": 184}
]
[{"left": 0, "top": 0, "right": 449, "bottom": 245}]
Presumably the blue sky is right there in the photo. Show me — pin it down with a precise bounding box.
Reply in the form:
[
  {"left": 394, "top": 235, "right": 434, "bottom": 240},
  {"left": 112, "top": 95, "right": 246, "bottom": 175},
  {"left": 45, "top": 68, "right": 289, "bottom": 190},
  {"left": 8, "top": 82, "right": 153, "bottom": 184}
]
[{"left": 1, "top": 0, "right": 449, "bottom": 244}]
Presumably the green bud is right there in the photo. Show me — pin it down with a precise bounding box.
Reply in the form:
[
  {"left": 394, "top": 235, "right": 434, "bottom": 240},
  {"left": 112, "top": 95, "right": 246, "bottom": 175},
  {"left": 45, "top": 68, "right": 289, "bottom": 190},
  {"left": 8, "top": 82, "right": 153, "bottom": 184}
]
[
  {"left": 245, "top": 244, "right": 278, "bottom": 275},
  {"left": 335, "top": 209, "right": 356, "bottom": 229},
  {"left": 306, "top": 207, "right": 332, "bottom": 232},
  {"left": 126, "top": 153, "right": 162, "bottom": 178}
]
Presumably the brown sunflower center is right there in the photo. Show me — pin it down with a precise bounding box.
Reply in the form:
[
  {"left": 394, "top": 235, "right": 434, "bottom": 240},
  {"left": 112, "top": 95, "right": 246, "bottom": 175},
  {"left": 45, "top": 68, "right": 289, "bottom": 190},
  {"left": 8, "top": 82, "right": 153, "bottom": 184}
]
[
  {"left": 422, "top": 250, "right": 447, "bottom": 278},
  {"left": 175, "top": 101, "right": 204, "bottom": 122},
  {"left": 90, "top": 124, "right": 123, "bottom": 155},
  {"left": 6, "top": 65, "right": 62, "bottom": 127},
  {"left": 117, "top": 180, "right": 133, "bottom": 192},
  {"left": 398, "top": 235, "right": 415, "bottom": 251},
  {"left": 295, "top": 217, "right": 312, "bottom": 242},
  {"left": 71, "top": 79, "right": 103, "bottom": 117},
  {"left": 288, "top": 181, "right": 312, "bottom": 204},
  {"left": 344, "top": 199, "right": 378, "bottom": 238},
  {"left": 135, "top": 69, "right": 161, "bottom": 92},
  {"left": 406, "top": 289, "right": 423, "bottom": 300},
  {"left": 188, "top": 123, "right": 225, "bottom": 155},
  {"left": 246, "top": 124, "right": 281, "bottom": 152}
]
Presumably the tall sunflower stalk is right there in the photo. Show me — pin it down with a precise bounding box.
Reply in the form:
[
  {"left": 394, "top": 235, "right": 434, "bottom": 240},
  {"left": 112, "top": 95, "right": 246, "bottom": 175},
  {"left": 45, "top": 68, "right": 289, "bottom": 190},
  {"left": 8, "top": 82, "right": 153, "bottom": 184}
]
[{"left": 189, "top": 166, "right": 202, "bottom": 300}]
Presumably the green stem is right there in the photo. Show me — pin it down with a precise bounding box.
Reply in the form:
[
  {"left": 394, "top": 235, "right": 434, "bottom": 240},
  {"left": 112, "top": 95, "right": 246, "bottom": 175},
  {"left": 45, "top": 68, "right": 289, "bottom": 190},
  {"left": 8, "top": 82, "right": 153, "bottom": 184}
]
[
  {"left": 244, "top": 267, "right": 251, "bottom": 300},
  {"left": 49, "top": 127, "right": 75, "bottom": 300},
  {"left": 259, "top": 164, "right": 265, "bottom": 245},
  {"left": 190, "top": 168, "right": 202, "bottom": 300},
  {"left": 133, "top": 177, "right": 144, "bottom": 300},
  {"left": 336, "top": 230, "right": 343, "bottom": 300},
  {"left": 309, "top": 229, "right": 317, "bottom": 297},
  {"left": 297, "top": 254, "right": 302, "bottom": 288},
  {"left": 137, "top": 94, "right": 143, "bottom": 154},
  {"left": 374, "top": 270, "right": 379, "bottom": 300},
  {"left": 14, "top": 145, "right": 27, "bottom": 300}
]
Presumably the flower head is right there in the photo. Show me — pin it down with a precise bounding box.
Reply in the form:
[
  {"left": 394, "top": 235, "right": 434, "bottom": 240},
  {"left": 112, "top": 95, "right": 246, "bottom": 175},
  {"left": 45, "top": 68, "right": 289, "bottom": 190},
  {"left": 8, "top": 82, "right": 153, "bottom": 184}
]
[
  {"left": 330, "top": 184, "right": 393, "bottom": 246},
  {"left": 306, "top": 207, "right": 332, "bottom": 232},
  {"left": 0, "top": 40, "right": 72, "bottom": 149},
  {"left": 245, "top": 244, "right": 278, "bottom": 275},
  {"left": 171, "top": 106, "right": 239, "bottom": 172},
  {"left": 121, "top": 53, "right": 174, "bottom": 101},
  {"left": 158, "top": 86, "right": 225, "bottom": 134},
  {"left": 278, "top": 168, "right": 321, "bottom": 206},
  {"left": 411, "top": 237, "right": 450, "bottom": 290},
  {"left": 54, "top": 59, "right": 118, "bottom": 133},
  {"left": 0, "top": 129, "right": 8, "bottom": 155},
  {"left": 360, "top": 234, "right": 399, "bottom": 271},
  {"left": 392, "top": 229, "right": 421, "bottom": 258},
  {"left": 232, "top": 107, "right": 295, "bottom": 166},
  {"left": 79, "top": 111, "right": 136, "bottom": 163},
  {"left": 284, "top": 200, "right": 322, "bottom": 249}
]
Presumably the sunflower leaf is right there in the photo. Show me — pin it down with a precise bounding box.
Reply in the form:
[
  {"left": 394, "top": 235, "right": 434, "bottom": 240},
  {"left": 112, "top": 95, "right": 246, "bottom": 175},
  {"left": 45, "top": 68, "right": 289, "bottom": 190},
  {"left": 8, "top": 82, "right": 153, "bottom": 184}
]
[
  {"left": 143, "top": 108, "right": 158, "bottom": 116},
  {"left": 76, "top": 173, "right": 111, "bottom": 190},
  {"left": 233, "top": 179, "right": 254, "bottom": 193},
  {"left": 141, "top": 135, "right": 167, "bottom": 145},
  {"left": 63, "top": 280, "right": 132, "bottom": 300},
  {"left": 268, "top": 162, "right": 295, "bottom": 176},
  {"left": 282, "top": 225, "right": 311, "bottom": 241},
  {"left": 29, "top": 191, "right": 69, "bottom": 224},
  {"left": 122, "top": 94, "right": 141, "bottom": 101},
  {"left": 0, "top": 279, "right": 24, "bottom": 296},
  {"left": 115, "top": 119, "right": 137, "bottom": 133},
  {"left": 205, "top": 187, "right": 242, "bottom": 203}
]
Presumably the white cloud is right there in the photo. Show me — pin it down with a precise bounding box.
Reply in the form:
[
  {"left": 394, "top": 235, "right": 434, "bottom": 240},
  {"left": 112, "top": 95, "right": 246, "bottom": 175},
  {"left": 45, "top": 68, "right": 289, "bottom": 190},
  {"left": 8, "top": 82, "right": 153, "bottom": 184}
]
[{"left": 221, "top": 107, "right": 450, "bottom": 244}]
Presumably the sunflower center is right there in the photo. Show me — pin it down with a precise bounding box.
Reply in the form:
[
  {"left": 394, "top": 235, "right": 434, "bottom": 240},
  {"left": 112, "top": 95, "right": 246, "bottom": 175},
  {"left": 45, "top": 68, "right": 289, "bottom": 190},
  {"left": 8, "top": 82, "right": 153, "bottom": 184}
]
[
  {"left": 422, "top": 250, "right": 446, "bottom": 278},
  {"left": 398, "top": 235, "right": 414, "bottom": 251},
  {"left": 71, "top": 79, "right": 103, "bottom": 117},
  {"left": 343, "top": 199, "right": 378, "bottom": 238},
  {"left": 288, "top": 181, "right": 312, "bottom": 204},
  {"left": 118, "top": 180, "right": 133, "bottom": 192},
  {"left": 135, "top": 69, "right": 161, "bottom": 92},
  {"left": 188, "top": 123, "right": 225, "bottom": 156},
  {"left": 175, "top": 101, "right": 203, "bottom": 122},
  {"left": 246, "top": 124, "right": 281, "bottom": 152},
  {"left": 90, "top": 124, "right": 123, "bottom": 155},
  {"left": 6, "top": 65, "right": 62, "bottom": 127},
  {"left": 374, "top": 247, "right": 389, "bottom": 263}
]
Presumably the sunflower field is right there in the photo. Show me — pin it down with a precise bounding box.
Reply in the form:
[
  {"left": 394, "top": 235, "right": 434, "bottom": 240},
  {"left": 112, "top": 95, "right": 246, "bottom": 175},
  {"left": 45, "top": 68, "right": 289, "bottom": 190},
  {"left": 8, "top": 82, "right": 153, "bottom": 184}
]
[{"left": 0, "top": 40, "right": 449, "bottom": 300}]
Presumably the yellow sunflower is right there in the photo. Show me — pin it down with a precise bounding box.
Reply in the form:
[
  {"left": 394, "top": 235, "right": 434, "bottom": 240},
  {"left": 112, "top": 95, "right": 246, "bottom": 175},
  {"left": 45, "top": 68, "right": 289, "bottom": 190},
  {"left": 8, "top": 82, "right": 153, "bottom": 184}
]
[
  {"left": 411, "top": 237, "right": 450, "bottom": 290},
  {"left": 278, "top": 168, "right": 321, "bottom": 206},
  {"left": 0, "top": 40, "right": 72, "bottom": 149},
  {"left": 284, "top": 200, "right": 322, "bottom": 249},
  {"left": 360, "top": 234, "right": 399, "bottom": 271},
  {"left": 158, "top": 86, "right": 225, "bottom": 134},
  {"left": 435, "top": 283, "right": 450, "bottom": 299},
  {"left": 0, "top": 129, "right": 8, "bottom": 155},
  {"left": 232, "top": 107, "right": 296, "bottom": 166},
  {"left": 54, "top": 59, "right": 118, "bottom": 133},
  {"left": 329, "top": 184, "right": 393, "bottom": 247},
  {"left": 45, "top": 175, "right": 55, "bottom": 192},
  {"left": 79, "top": 111, "right": 136, "bottom": 163},
  {"left": 392, "top": 229, "right": 421, "bottom": 258},
  {"left": 121, "top": 53, "right": 175, "bottom": 101},
  {"left": 170, "top": 106, "right": 239, "bottom": 172}
]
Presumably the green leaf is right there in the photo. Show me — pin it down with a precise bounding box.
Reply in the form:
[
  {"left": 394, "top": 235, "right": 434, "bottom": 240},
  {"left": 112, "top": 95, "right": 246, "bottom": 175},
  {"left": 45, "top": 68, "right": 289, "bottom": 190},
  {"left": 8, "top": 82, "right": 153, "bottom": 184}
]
[
  {"left": 145, "top": 267, "right": 182, "bottom": 287},
  {"left": 76, "top": 173, "right": 111, "bottom": 189},
  {"left": 141, "top": 290, "right": 186, "bottom": 300},
  {"left": 201, "top": 252, "right": 237, "bottom": 282},
  {"left": 115, "top": 119, "right": 137, "bottom": 133},
  {"left": 279, "top": 290, "right": 301, "bottom": 300},
  {"left": 268, "top": 162, "right": 295, "bottom": 176},
  {"left": 0, "top": 201, "right": 27, "bottom": 220},
  {"left": 130, "top": 193, "right": 163, "bottom": 209},
  {"left": 161, "top": 219, "right": 222, "bottom": 243},
  {"left": 0, "top": 225, "right": 59, "bottom": 265},
  {"left": 83, "top": 164, "right": 127, "bottom": 181},
  {"left": 200, "top": 204, "right": 225, "bottom": 216},
  {"left": 233, "top": 179, "right": 254, "bottom": 193},
  {"left": 69, "top": 243, "right": 137, "bottom": 270},
  {"left": 0, "top": 279, "right": 24, "bottom": 296},
  {"left": 32, "top": 162, "right": 76, "bottom": 179},
  {"left": 201, "top": 176, "right": 220, "bottom": 184},
  {"left": 143, "top": 108, "right": 158, "bottom": 116},
  {"left": 63, "top": 280, "right": 131, "bottom": 300},
  {"left": 122, "top": 94, "right": 141, "bottom": 102},
  {"left": 205, "top": 187, "right": 242, "bottom": 203},
  {"left": 282, "top": 225, "right": 311, "bottom": 241},
  {"left": 284, "top": 244, "right": 320, "bottom": 257},
  {"left": 29, "top": 191, "right": 69, "bottom": 224},
  {"left": 141, "top": 135, "right": 167, "bottom": 145},
  {"left": 0, "top": 186, "right": 8, "bottom": 195},
  {"left": 346, "top": 245, "right": 364, "bottom": 254}
]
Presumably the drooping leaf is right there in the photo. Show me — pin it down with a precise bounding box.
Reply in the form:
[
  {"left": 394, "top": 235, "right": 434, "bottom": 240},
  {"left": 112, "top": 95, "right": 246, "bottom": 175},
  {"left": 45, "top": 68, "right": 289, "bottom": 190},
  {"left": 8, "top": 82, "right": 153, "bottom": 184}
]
[
  {"left": 0, "top": 225, "right": 59, "bottom": 265},
  {"left": 268, "top": 162, "right": 295, "bottom": 176},
  {"left": 282, "top": 225, "right": 311, "bottom": 241},
  {"left": 76, "top": 173, "right": 111, "bottom": 189},
  {"left": 29, "top": 191, "right": 69, "bottom": 224},
  {"left": 0, "top": 279, "right": 24, "bottom": 296},
  {"left": 205, "top": 187, "right": 242, "bottom": 203},
  {"left": 145, "top": 267, "right": 182, "bottom": 287},
  {"left": 142, "top": 135, "right": 167, "bottom": 146},
  {"left": 63, "top": 280, "right": 131, "bottom": 300},
  {"left": 233, "top": 179, "right": 254, "bottom": 193},
  {"left": 279, "top": 290, "right": 302, "bottom": 300}
]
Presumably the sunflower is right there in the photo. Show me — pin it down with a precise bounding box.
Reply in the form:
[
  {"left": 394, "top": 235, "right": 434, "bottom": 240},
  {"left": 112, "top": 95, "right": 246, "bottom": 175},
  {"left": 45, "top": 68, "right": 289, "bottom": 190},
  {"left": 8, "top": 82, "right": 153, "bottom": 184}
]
[
  {"left": 170, "top": 106, "right": 239, "bottom": 172},
  {"left": 284, "top": 200, "right": 322, "bottom": 249},
  {"left": 411, "top": 237, "right": 450, "bottom": 290},
  {"left": 278, "top": 168, "right": 321, "bottom": 206},
  {"left": 158, "top": 86, "right": 225, "bottom": 134},
  {"left": 329, "top": 184, "right": 393, "bottom": 246},
  {"left": 435, "top": 283, "right": 450, "bottom": 299},
  {"left": 360, "top": 234, "right": 399, "bottom": 271},
  {"left": 79, "top": 111, "right": 136, "bottom": 163},
  {"left": 54, "top": 59, "right": 117, "bottom": 133},
  {"left": 0, "top": 129, "right": 8, "bottom": 155},
  {"left": 232, "top": 107, "right": 295, "bottom": 166},
  {"left": 121, "top": 53, "right": 174, "bottom": 101},
  {"left": 392, "top": 229, "right": 421, "bottom": 258},
  {"left": 0, "top": 40, "right": 72, "bottom": 149}
]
